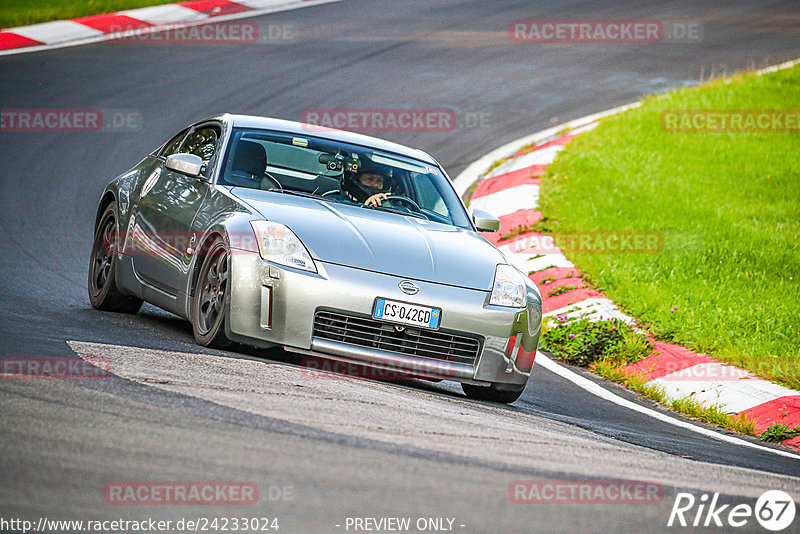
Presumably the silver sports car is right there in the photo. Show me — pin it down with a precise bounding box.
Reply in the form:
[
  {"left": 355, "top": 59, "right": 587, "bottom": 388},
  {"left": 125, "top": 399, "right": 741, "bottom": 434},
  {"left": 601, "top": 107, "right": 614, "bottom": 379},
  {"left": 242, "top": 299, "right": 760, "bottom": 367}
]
[{"left": 89, "top": 114, "right": 542, "bottom": 403}]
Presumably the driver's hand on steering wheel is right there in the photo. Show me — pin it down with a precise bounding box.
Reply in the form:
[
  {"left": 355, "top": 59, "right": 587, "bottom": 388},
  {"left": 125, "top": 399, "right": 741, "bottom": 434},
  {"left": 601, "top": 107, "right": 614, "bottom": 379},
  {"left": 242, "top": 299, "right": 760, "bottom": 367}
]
[{"left": 364, "top": 192, "right": 391, "bottom": 207}]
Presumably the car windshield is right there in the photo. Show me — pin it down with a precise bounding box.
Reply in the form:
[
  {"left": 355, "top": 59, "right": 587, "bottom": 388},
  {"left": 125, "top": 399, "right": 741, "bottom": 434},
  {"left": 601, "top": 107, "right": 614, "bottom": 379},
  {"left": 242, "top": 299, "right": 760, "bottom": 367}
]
[{"left": 218, "top": 128, "right": 472, "bottom": 229}]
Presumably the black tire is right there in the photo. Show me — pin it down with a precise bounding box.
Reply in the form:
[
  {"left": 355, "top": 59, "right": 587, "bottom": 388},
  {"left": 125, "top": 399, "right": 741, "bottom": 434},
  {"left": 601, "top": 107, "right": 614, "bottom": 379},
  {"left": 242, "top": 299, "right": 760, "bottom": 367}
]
[
  {"left": 462, "top": 382, "right": 527, "bottom": 404},
  {"left": 191, "top": 238, "right": 231, "bottom": 348},
  {"left": 88, "top": 202, "right": 143, "bottom": 313}
]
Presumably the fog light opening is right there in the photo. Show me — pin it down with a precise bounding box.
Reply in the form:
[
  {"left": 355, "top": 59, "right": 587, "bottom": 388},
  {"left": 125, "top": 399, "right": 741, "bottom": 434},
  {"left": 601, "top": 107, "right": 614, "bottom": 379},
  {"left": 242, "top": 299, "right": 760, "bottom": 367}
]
[{"left": 260, "top": 285, "right": 273, "bottom": 329}]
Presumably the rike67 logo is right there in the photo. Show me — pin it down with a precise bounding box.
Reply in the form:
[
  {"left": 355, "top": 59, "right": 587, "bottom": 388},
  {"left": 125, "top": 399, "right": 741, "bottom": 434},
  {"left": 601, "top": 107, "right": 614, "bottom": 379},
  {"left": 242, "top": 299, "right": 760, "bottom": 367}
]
[{"left": 668, "top": 490, "right": 795, "bottom": 531}]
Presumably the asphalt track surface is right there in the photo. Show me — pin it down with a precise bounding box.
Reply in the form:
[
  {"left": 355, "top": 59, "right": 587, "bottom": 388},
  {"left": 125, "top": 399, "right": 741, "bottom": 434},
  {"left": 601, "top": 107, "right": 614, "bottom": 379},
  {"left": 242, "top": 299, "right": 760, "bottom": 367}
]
[{"left": 1, "top": 1, "right": 800, "bottom": 532}]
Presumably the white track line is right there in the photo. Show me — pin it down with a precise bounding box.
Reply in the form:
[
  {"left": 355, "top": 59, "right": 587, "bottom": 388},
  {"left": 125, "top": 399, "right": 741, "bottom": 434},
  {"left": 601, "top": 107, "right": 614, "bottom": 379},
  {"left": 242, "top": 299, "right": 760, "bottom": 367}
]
[
  {"left": 10, "top": 20, "right": 104, "bottom": 43},
  {"left": 453, "top": 57, "right": 800, "bottom": 197},
  {"left": 488, "top": 144, "right": 563, "bottom": 178},
  {"left": 536, "top": 352, "right": 800, "bottom": 460},
  {"left": 237, "top": 0, "right": 317, "bottom": 8},
  {"left": 469, "top": 184, "right": 539, "bottom": 218},
  {"left": 118, "top": 5, "right": 210, "bottom": 24},
  {"left": 461, "top": 56, "right": 800, "bottom": 457},
  {"left": 452, "top": 102, "right": 641, "bottom": 196},
  {"left": 0, "top": 0, "right": 341, "bottom": 57},
  {"left": 653, "top": 367, "right": 800, "bottom": 414},
  {"left": 542, "top": 297, "right": 635, "bottom": 325}
]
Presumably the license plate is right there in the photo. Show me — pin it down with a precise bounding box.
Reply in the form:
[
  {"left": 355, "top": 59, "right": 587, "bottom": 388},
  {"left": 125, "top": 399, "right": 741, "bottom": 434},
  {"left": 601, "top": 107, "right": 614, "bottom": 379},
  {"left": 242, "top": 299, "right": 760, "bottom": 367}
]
[{"left": 373, "top": 298, "right": 441, "bottom": 330}]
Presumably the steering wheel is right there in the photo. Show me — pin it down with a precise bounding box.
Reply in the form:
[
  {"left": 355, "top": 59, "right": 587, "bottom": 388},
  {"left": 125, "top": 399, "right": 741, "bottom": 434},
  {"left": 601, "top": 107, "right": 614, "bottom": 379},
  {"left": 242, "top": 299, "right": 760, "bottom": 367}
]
[
  {"left": 382, "top": 195, "right": 427, "bottom": 218},
  {"left": 321, "top": 189, "right": 339, "bottom": 197}
]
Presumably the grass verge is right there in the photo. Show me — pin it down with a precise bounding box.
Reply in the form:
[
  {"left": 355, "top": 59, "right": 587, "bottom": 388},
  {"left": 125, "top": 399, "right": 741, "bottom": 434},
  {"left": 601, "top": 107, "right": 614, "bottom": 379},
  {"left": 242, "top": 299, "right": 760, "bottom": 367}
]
[
  {"left": 592, "top": 360, "right": 756, "bottom": 435},
  {"left": 0, "top": 0, "right": 174, "bottom": 29},
  {"left": 541, "top": 316, "right": 756, "bottom": 435},
  {"left": 541, "top": 65, "right": 800, "bottom": 390},
  {"left": 759, "top": 423, "right": 800, "bottom": 443}
]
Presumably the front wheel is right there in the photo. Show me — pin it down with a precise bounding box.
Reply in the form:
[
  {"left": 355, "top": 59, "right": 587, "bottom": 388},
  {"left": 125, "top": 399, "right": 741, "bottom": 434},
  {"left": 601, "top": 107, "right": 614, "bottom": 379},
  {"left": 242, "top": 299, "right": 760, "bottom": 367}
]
[
  {"left": 462, "top": 382, "right": 527, "bottom": 404},
  {"left": 88, "top": 202, "right": 143, "bottom": 313},
  {"left": 191, "top": 238, "right": 231, "bottom": 348}
]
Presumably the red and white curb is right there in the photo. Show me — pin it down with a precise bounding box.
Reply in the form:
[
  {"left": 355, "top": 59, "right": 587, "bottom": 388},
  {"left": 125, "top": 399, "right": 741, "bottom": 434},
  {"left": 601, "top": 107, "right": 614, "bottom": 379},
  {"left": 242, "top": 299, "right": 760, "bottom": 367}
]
[
  {"left": 454, "top": 68, "right": 800, "bottom": 450},
  {"left": 0, "top": 0, "right": 339, "bottom": 55}
]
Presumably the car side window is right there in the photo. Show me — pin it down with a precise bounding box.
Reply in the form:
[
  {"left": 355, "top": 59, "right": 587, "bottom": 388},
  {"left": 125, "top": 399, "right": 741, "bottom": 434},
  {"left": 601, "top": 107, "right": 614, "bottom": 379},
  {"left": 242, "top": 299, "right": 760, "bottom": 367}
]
[
  {"left": 180, "top": 127, "right": 219, "bottom": 165},
  {"left": 159, "top": 128, "right": 190, "bottom": 157}
]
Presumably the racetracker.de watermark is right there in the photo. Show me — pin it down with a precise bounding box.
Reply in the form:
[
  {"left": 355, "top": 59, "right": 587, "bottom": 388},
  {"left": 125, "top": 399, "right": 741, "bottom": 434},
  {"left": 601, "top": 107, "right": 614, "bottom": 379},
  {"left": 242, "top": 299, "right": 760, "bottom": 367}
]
[
  {"left": 105, "top": 22, "right": 296, "bottom": 44},
  {"left": 300, "top": 108, "right": 491, "bottom": 132},
  {"left": 655, "top": 360, "right": 798, "bottom": 382},
  {"left": 509, "top": 480, "right": 664, "bottom": 504},
  {"left": 0, "top": 356, "right": 111, "bottom": 380},
  {"left": 300, "top": 356, "right": 457, "bottom": 381},
  {"left": 1, "top": 108, "right": 143, "bottom": 132},
  {"left": 112, "top": 231, "right": 258, "bottom": 256},
  {"left": 661, "top": 110, "right": 800, "bottom": 133},
  {"left": 509, "top": 19, "right": 702, "bottom": 43},
  {"left": 505, "top": 231, "right": 664, "bottom": 254},
  {"left": 104, "top": 482, "right": 259, "bottom": 505},
  {"left": 113, "top": 231, "right": 666, "bottom": 257}
]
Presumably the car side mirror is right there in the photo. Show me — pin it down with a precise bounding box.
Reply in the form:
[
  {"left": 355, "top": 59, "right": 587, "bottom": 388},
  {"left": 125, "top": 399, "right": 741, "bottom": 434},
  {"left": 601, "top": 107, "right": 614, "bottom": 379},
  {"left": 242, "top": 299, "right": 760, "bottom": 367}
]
[
  {"left": 472, "top": 209, "right": 500, "bottom": 232},
  {"left": 165, "top": 153, "right": 204, "bottom": 178}
]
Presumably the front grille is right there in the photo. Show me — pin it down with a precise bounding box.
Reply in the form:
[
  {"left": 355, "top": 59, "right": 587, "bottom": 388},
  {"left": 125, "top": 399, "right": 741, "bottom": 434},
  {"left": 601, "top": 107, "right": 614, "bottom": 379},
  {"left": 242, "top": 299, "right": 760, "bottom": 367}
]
[{"left": 313, "top": 310, "right": 481, "bottom": 366}]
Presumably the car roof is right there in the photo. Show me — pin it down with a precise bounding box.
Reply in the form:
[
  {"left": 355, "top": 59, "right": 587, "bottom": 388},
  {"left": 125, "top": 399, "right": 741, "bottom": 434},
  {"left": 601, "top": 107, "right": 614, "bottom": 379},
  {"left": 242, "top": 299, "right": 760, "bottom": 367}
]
[{"left": 206, "top": 113, "right": 438, "bottom": 165}]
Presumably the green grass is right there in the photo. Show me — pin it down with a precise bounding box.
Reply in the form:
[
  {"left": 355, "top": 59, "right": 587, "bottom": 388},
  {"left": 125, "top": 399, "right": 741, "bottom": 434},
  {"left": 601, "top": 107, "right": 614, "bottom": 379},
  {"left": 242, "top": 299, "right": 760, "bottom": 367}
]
[
  {"left": 0, "top": 0, "right": 174, "bottom": 29},
  {"left": 592, "top": 360, "right": 756, "bottom": 436},
  {"left": 542, "top": 66, "right": 800, "bottom": 391},
  {"left": 759, "top": 423, "right": 800, "bottom": 442},
  {"left": 540, "top": 316, "right": 653, "bottom": 367},
  {"left": 547, "top": 284, "right": 576, "bottom": 297},
  {"left": 541, "top": 316, "right": 757, "bottom": 436}
]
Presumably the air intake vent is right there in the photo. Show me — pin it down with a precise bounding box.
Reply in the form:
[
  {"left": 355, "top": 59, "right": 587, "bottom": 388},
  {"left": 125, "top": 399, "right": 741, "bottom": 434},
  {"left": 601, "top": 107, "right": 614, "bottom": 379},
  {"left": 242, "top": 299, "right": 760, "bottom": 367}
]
[{"left": 313, "top": 310, "right": 481, "bottom": 365}]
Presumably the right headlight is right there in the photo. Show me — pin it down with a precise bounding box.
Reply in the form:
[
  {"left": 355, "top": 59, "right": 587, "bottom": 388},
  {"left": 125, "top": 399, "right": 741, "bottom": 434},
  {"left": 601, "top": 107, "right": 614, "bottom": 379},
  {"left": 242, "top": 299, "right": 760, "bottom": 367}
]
[
  {"left": 250, "top": 220, "right": 317, "bottom": 273},
  {"left": 489, "top": 264, "right": 528, "bottom": 308}
]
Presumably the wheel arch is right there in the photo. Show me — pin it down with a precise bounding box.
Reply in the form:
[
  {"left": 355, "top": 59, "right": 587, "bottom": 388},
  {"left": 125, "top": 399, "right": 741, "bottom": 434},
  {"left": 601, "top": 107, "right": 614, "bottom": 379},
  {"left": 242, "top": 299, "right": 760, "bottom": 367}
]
[
  {"left": 186, "top": 229, "right": 228, "bottom": 314},
  {"left": 95, "top": 191, "right": 117, "bottom": 230},
  {"left": 184, "top": 211, "right": 259, "bottom": 319}
]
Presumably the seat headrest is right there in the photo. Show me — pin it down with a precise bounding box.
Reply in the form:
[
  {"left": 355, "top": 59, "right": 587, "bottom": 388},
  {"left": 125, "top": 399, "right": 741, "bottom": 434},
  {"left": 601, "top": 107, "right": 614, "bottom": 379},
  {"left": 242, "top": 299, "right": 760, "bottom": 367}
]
[{"left": 232, "top": 140, "right": 266, "bottom": 177}]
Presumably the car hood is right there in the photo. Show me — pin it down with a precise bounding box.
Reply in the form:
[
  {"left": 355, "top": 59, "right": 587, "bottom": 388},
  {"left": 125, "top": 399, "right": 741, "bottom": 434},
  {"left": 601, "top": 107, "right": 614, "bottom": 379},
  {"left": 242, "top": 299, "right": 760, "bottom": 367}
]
[{"left": 231, "top": 189, "right": 503, "bottom": 290}]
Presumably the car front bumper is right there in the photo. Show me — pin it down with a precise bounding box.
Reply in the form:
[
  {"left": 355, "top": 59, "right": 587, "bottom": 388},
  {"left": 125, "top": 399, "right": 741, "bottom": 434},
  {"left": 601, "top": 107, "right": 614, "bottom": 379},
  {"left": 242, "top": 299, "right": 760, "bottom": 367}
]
[{"left": 226, "top": 250, "right": 541, "bottom": 386}]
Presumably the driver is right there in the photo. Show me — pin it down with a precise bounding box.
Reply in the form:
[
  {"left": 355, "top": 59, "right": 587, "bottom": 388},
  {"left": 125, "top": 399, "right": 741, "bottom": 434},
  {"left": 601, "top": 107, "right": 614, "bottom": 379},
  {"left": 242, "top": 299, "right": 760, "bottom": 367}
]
[{"left": 341, "top": 159, "right": 394, "bottom": 207}]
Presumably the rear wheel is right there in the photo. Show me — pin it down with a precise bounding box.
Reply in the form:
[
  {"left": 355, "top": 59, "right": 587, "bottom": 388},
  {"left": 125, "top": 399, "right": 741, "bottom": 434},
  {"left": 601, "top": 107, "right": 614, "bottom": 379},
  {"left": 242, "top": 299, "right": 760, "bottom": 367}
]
[
  {"left": 88, "top": 202, "right": 143, "bottom": 313},
  {"left": 191, "top": 238, "right": 231, "bottom": 348},
  {"left": 462, "top": 382, "right": 527, "bottom": 404}
]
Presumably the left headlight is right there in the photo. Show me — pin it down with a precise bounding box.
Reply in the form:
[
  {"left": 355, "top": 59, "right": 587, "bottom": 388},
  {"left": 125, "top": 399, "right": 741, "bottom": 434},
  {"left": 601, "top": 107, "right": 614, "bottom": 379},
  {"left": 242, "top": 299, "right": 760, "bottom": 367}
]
[
  {"left": 250, "top": 220, "right": 317, "bottom": 273},
  {"left": 489, "top": 264, "right": 528, "bottom": 308}
]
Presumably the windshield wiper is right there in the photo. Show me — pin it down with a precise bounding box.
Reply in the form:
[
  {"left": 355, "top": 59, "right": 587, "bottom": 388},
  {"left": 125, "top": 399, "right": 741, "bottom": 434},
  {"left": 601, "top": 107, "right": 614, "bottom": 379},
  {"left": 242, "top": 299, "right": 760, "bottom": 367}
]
[{"left": 267, "top": 188, "right": 340, "bottom": 203}]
